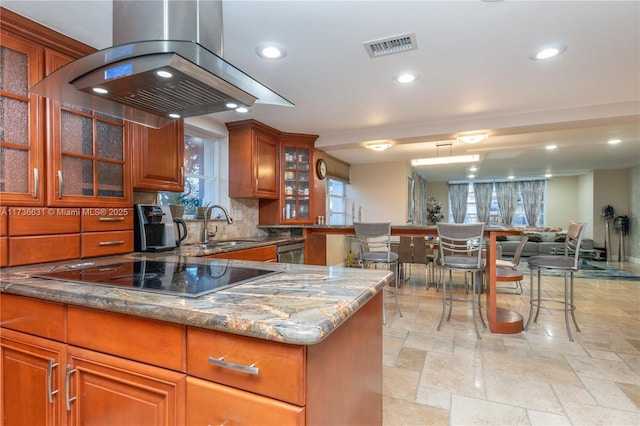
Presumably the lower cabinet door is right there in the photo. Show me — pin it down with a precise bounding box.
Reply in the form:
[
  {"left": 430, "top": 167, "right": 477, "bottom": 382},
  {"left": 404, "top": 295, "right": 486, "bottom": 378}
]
[
  {"left": 67, "top": 346, "right": 186, "bottom": 426},
  {"left": 186, "top": 376, "right": 305, "bottom": 426},
  {"left": 1, "top": 329, "right": 67, "bottom": 426}
]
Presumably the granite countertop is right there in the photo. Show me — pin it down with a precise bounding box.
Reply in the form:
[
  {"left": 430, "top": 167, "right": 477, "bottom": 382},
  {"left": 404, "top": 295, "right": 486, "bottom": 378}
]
[
  {"left": 0, "top": 253, "right": 391, "bottom": 345},
  {"left": 175, "top": 235, "right": 305, "bottom": 256}
]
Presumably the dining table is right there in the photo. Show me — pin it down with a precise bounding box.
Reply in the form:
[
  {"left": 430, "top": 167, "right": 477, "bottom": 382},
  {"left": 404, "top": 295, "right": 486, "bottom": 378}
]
[{"left": 303, "top": 225, "right": 523, "bottom": 334}]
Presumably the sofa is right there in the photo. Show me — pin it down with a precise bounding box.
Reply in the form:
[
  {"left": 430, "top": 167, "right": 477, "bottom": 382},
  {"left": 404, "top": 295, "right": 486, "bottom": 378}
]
[{"left": 498, "top": 230, "right": 595, "bottom": 258}]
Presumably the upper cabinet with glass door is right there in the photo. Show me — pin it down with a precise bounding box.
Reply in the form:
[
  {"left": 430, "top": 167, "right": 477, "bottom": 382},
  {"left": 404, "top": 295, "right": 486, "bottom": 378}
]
[
  {"left": 283, "top": 146, "right": 311, "bottom": 221},
  {"left": 46, "top": 50, "right": 131, "bottom": 207},
  {"left": 0, "top": 33, "right": 45, "bottom": 206}
]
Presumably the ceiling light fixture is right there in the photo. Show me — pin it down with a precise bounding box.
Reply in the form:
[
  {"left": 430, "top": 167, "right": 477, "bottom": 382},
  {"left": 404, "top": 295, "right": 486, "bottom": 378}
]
[
  {"left": 545, "top": 173, "right": 553, "bottom": 178},
  {"left": 508, "top": 175, "right": 515, "bottom": 179},
  {"left": 168, "top": 113, "right": 180, "bottom": 119},
  {"left": 530, "top": 43, "right": 567, "bottom": 60},
  {"left": 457, "top": 133, "right": 488, "bottom": 144},
  {"left": 394, "top": 73, "right": 418, "bottom": 84},
  {"left": 546, "top": 144, "right": 558, "bottom": 150},
  {"left": 256, "top": 43, "right": 287, "bottom": 59},
  {"left": 608, "top": 139, "right": 621, "bottom": 145},
  {"left": 411, "top": 142, "right": 480, "bottom": 165},
  {"left": 235, "top": 107, "right": 249, "bottom": 113},
  {"left": 366, "top": 142, "right": 393, "bottom": 151},
  {"left": 469, "top": 166, "right": 478, "bottom": 172}
]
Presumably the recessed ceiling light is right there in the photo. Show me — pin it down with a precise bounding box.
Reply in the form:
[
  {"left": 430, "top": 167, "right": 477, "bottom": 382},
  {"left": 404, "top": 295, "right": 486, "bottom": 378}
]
[
  {"left": 469, "top": 166, "right": 478, "bottom": 172},
  {"left": 366, "top": 142, "right": 393, "bottom": 151},
  {"left": 530, "top": 43, "right": 567, "bottom": 60},
  {"left": 508, "top": 175, "right": 515, "bottom": 180},
  {"left": 168, "top": 113, "right": 180, "bottom": 119},
  {"left": 256, "top": 43, "right": 287, "bottom": 59},
  {"left": 235, "top": 107, "right": 249, "bottom": 113},
  {"left": 608, "top": 139, "right": 621, "bottom": 145},
  {"left": 458, "top": 133, "right": 488, "bottom": 144},
  {"left": 394, "top": 73, "right": 418, "bottom": 84},
  {"left": 92, "top": 87, "right": 108, "bottom": 94},
  {"left": 545, "top": 173, "right": 553, "bottom": 178},
  {"left": 546, "top": 144, "right": 557, "bottom": 150},
  {"left": 468, "top": 174, "right": 475, "bottom": 179},
  {"left": 226, "top": 102, "right": 238, "bottom": 109},
  {"left": 156, "top": 70, "right": 173, "bottom": 78}
]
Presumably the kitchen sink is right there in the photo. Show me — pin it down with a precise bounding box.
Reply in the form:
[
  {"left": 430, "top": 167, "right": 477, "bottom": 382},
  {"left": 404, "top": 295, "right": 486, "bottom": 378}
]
[{"left": 200, "top": 239, "right": 261, "bottom": 249}]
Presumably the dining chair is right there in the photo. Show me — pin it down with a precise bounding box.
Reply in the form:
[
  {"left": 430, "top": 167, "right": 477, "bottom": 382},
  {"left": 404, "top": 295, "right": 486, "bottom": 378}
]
[
  {"left": 436, "top": 222, "right": 486, "bottom": 339},
  {"left": 410, "top": 236, "right": 435, "bottom": 290},
  {"left": 496, "top": 235, "right": 529, "bottom": 293},
  {"left": 353, "top": 222, "right": 402, "bottom": 324},
  {"left": 397, "top": 236, "right": 414, "bottom": 284},
  {"left": 525, "top": 222, "right": 585, "bottom": 341}
]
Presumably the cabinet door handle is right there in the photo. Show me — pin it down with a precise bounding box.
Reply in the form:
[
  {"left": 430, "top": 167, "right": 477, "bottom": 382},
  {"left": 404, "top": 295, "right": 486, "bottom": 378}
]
[
  {"left": 47, "top": 358, "right": 59, "bottom": 403},
  {"left": 65, "top": 365, "right": 77, "bottom": 411},
  {"left": 208, "top": 356, "right": 259, "bottom": 375},
  {"left": 98, "top": 217, "right": 125, "bottom": 222},
  {"left": 57, "top": 170, "right": 63, "bottom": 198},
  {"left": 33, "top": 168, "right": 39, "bottom": 199},
  {"left": 99, "top": 240, "right": 125, "bottom": 246}
]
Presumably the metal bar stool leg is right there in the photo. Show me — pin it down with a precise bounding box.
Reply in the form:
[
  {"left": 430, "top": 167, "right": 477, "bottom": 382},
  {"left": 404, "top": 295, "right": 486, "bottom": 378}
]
[
  {"left": 437, "top": 267, "right": 447, "bottom": 331},
  {"left": 393, "top": 262, "right": 403, "bottom": 318},
  {"left": 564, "top": 272, "right": 573, "bottom": 342},
  {"left": 570, "top": 272, "right": 580, "bottom": 332}
]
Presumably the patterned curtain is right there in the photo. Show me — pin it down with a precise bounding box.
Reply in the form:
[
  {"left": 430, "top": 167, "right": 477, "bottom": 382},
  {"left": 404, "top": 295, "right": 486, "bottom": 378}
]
[
  {"left": 520, "top": 180, "right": 545, "bottom": 227},
  {"left": 448, "top": 183, "right": 469, "bottom": 223},
  {"left": 495, "top": 182, "right": 518, "bottom": 227},
  {"left": 473, "top": 182, "right": 494, "bottom": 224}
]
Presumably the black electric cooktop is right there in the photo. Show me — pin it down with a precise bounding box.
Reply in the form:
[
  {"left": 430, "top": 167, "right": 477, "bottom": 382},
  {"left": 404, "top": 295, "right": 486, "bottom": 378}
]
[{"left": 34, "top": 260, "right": 280, "bottom": 298}]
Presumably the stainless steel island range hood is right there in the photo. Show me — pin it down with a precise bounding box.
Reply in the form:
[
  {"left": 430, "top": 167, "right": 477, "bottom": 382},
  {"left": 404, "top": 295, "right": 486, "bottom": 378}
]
[{"left": 30, "top": 0, "right": 294, "bottom": 128}]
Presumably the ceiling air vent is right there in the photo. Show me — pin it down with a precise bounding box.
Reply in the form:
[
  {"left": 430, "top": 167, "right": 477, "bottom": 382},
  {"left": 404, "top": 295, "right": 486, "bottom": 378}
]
[{"left": 363, "top": 33, "right": 418, "bottom": 58}]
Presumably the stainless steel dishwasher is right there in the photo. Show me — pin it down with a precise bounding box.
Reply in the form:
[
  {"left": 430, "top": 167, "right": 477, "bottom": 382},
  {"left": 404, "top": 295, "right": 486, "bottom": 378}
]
[{"left": 276, "top": 242, "right": 305, "bottom": 264}]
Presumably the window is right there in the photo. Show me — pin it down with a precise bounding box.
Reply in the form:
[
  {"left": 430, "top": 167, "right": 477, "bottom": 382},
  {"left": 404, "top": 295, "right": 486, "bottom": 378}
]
[
  {"left": 327, "top": 178, "right": 347, "bottom": 225},
  {"left": 449, "top": 182, "right": 545, "bottom": 226},
  {"left": 159, "top": 130, "right": 222, "bottom": 217}
]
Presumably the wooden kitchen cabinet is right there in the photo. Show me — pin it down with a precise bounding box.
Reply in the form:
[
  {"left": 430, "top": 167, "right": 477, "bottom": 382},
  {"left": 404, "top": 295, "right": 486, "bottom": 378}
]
[
  {"left": 1, "top": 329, "right": 67, "bottom": 426},
  {"left": 259, "top": 132, "right": 319, "bottom": 224},
  {"left": 132, "top": 120, "right": 185, "bottom": 192},
  {"left": 206, "top": 245, "right": 278, "bottom": 262},
  {"left": 226, "top": 119, "right": 280, "bottom": 199},
  {"left": 0, "top": 31, "right": 45, "bottom": 206}
]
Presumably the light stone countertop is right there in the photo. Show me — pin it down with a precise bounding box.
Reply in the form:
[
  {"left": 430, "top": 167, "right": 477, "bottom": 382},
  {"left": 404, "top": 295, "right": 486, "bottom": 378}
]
[{"left": 0, "top": 252, "right": 391, "bottom": 345}]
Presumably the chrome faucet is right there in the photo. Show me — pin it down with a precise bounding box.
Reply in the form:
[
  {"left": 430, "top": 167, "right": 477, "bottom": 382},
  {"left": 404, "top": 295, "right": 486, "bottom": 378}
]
[{"left": 201, "top": 204, "right": 234, "bottom": 243}]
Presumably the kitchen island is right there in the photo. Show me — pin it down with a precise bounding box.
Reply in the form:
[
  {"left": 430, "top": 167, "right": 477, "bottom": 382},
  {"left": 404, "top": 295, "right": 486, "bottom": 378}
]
[{"left": 0, "top": 254, "right": 390, "bottom": 425}]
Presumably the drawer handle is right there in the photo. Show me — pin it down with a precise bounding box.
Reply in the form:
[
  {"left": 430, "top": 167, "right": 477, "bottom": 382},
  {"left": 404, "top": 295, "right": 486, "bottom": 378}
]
[
  {"left": 99, "top": 240, "right": 125, "bottom": 246},
  {"left": 47, "top": 358, "right": 59, "bottom": 403},
  {"left": 65, "top": 365, "right": 77, "bottom": 411},
  {"left": 208, "top": 356, "right": 259, "bottom": 375},
  {"left": 99, "top": 217, "right": 125, "bottom": 222},
  {"left": 57, "top": 170, "right": 63, "bottom": 198}
]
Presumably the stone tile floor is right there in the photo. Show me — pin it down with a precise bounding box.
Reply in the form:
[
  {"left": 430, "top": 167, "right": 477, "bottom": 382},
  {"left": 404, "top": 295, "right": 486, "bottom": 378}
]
[{"left": 381, "top": 261, "right": 640, "bottom": 425}]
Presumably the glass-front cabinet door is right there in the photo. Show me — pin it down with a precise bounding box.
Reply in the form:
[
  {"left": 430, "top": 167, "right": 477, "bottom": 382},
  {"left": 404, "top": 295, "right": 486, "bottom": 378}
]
[
  {"left": 282, "top": 146, "right": 311, "bottom": 221},
  {"left": 0, "top": 33, "right": 45, "bottom": 206}
]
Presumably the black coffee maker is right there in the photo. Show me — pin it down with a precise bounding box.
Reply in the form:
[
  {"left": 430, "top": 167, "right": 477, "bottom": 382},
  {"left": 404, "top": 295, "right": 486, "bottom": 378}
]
[{"left": 134, "top": 204, "right": 187, "bottom": 252}]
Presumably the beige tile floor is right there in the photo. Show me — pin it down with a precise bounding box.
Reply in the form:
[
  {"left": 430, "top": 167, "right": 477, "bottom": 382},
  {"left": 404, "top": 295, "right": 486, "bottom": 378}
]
[{"left": 381, "top": 261, "right": 640, "bottom": 425}]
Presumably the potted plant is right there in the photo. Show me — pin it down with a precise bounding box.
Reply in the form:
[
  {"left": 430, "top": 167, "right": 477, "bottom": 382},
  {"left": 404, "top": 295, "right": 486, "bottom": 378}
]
[
  {"left": 600, "top": 204, "right": 615, "bottom": 261},
  {"left": 196, "top": 201, "right": 212, "bottom": 219},
  {"left": 426, "top": 197, "right": 444, "bottom": 225},
  {"left": 614, "top": 215, "right": 630, "bottom": 262}
]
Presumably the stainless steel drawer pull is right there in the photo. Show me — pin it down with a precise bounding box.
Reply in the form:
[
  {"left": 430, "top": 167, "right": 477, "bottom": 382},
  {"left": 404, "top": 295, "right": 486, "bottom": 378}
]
[
  {"left": 47, "top": 358, "right": 59, "bottom": 403},
  {"left": 208, "top": 356, "right": 259, "bottom": 375},
  {"left": 65, "top": 365, "right": 77, "bottom": 411},
  {"left": 99, "top": 240, "right": 125, "bottom": 246},
  {"left": 99, "top": 217, "right": 125, "bottom": 222}
]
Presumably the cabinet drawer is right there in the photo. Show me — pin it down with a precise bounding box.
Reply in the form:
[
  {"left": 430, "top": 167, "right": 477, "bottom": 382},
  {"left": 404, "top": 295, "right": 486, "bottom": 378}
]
[
  {"left": 0, "top": 237, "right": 7, "bottom": 267},
  {"left": 187, "top": 377, "right": 304, "bottom": 426},
  {"left": 209, "top": 245, "right": 277, "bottom": 262},
  {"left": 187, "top": 327, "right": 305, "bottom": 405},
  {"left": 9, "top": 211, "right": 81, "bottom": 236},
  {"left": 81, "top": 231, "right": 133, "bottom": 257},
  {"left": 0, "top": 213, "right": 7, "bottom": 236},
  {"left": 1, "top": 294, "right": 66, "bottom": 341},
  {"left": 81, "top": 208, "right": 133, "bottom": 231},
  {"left": 9, "top": 234, "right": 81, "bottom": 266},
  {"left": 68, "top": 307, "right": 186, "bottom": 371}
]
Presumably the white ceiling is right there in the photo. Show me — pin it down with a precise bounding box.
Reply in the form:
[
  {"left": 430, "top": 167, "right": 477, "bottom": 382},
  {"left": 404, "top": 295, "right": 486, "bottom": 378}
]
[{"left": 4, "top": 0, "right": 639, "bottom": 182}]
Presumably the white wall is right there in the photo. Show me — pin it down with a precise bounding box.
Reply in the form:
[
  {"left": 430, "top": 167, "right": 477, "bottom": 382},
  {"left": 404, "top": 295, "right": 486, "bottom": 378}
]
[
  {"left": 577, "top": 173, "right": 594, "bottom": 240},
  {"left": 348, "top": 162, "right": 408, "bottom": 225},
  {"left": 592, "top": 168, "right": 631, "bottom": 248},
  {"left": 545, "top": 176, "right": 579, "bottom": 228}
]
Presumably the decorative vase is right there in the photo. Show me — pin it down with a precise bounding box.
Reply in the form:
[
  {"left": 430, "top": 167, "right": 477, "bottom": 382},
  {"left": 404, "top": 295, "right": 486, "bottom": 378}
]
[{"left": 619, "top": 232, "right": 625, "bottom": 262}]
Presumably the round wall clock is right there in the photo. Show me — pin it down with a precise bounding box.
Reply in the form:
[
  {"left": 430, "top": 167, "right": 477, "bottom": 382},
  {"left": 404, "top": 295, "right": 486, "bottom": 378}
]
[{"left": 316, "top": 159, "right": 327, "bottom": 180}]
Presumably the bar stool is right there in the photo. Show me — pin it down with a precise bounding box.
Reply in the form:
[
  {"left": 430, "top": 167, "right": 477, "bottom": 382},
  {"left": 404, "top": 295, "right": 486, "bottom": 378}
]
[
  {"left": 525, "top": 222, "right": 585, "bottom": 341},
  {"left": 436, "top": 223, "right": 487, "bottom": 339}
]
